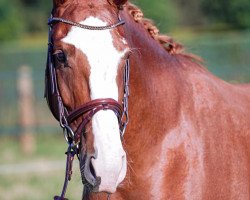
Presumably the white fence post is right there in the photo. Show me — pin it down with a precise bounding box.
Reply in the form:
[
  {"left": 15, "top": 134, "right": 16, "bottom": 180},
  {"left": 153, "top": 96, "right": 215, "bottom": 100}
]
[{"left": 17, "top": 65, "right": 36, "bottom": 154}]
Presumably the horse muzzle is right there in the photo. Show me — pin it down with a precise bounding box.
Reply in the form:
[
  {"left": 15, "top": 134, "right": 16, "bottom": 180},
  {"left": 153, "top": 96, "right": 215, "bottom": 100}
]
[{"left": 80, "top": 152, "right": 101, "bottom": 192}]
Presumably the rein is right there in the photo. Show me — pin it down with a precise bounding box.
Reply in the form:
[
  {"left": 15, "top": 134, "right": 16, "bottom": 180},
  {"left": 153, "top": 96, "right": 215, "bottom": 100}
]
[{"left": 45, "top": 15, "right": 130, "bottom": 200}]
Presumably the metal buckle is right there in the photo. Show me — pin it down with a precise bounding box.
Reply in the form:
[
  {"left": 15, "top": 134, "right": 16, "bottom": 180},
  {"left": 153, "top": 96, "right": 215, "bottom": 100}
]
[{"left": 63, "top": 125, "right": 75, "bottom": 145}]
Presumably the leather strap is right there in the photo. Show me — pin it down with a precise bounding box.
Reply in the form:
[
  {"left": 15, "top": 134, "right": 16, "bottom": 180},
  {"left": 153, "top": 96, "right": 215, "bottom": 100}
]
[
  {"left": 67, "top": 98, "right": 123, "bottom": 142},
  {"left": 54, "top": 145, "right": 77, "bottom": 200},
  {"left": 67, "top": 98, "right": 122, "bottom": 123}
]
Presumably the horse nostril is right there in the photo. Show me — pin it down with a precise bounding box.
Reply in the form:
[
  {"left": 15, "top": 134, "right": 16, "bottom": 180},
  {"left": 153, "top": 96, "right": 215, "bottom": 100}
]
[
  {"left": 89, "top": 159, "right": 96, "bottom": 177},
  {"left": 81, "top": 153, "right": 101, "bottom": 190}
]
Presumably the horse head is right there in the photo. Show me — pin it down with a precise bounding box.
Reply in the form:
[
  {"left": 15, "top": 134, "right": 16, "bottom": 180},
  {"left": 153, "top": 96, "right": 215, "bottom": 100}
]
[{"left": 47, "top": 0, "right": 129, "bottom": 195}]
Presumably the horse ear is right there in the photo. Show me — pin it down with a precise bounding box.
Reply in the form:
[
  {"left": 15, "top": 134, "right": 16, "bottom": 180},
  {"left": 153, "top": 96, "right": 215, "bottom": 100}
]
[
  {"left": 53, "top": 0, "right": 69, "bottom": 7},
  {"left": 109, "top": 0, "right": 128, "bottom": 9},
  {"left": 113, "top": 0, "right": 128, "bottom": 4}
]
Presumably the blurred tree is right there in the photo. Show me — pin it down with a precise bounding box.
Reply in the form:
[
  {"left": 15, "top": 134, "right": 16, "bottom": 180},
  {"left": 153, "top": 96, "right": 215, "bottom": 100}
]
[
  {"left": 132, "top": 0, "right": 180, "bottom": 32},
  {"left": 19, "top": 0, "right": 51, "bottom": 33},
  {"left": 202, "top": 0, "right": 250, "bottom": 29},
  {"left": 174, "top": 0, "right": 206, "bottom": 27},
  {"left": 0, "top": 0, "right": 25, "bottom": 41}
]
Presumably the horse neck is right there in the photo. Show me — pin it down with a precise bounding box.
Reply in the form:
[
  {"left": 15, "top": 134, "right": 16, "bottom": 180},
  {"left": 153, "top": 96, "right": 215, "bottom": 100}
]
[{"left": 123, "top": 12, "right": 184, "bottom": 147}]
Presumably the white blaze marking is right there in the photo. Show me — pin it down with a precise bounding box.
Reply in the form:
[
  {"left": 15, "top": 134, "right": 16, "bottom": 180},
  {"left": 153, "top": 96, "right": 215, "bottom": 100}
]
[
  {"left": 150, "top": 113, "right": 204, "bottom": 199},
  {"left": 62, "top": 17, "right": 127, "bottom": 192}
]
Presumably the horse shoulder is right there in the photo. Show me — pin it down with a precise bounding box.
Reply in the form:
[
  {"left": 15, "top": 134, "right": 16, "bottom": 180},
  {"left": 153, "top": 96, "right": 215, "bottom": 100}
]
[{"left": 177, "top": 67, "right": 250, "bottom": 199}]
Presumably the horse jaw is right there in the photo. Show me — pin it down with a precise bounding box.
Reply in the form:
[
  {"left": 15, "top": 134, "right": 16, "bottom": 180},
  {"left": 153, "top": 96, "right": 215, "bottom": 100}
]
[{"left": 62, "top": 17, "right": 127, "bottom": 193}]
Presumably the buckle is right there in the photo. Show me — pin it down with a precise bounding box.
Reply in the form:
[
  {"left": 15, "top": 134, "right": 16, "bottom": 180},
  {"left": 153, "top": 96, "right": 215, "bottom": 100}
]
[{"left": 63, "top": 125, "right": 75, "bottom": 145}]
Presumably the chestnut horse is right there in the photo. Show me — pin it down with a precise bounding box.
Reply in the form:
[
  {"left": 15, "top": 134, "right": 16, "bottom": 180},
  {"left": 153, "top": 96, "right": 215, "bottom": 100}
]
[{"left": 45, "top": 0, "right": 250, "bottom": 199}]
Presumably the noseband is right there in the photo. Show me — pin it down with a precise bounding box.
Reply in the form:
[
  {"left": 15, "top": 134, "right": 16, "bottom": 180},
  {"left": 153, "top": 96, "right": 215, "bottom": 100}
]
[{"left": 45, "top": 15, "right": 130, "bottom": 200}]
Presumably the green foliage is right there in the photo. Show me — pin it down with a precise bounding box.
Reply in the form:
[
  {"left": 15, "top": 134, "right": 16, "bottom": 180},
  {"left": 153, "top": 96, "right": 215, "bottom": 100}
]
[
  {"left": 0, "top": 0, "right": 52, "bottom": 41},
  {"left": 20, "top": 0, "right": 51, "bottom": 33},
  {"left": 174, "top": 0, "right": 205, "bottom": 26},
  {"left": 202, "top": 0, "right": 250, "bottom": 29},
  {"left": 132, "top": 0, "right": 180, "bottom": 32},
  {"left": 0, "top": 0, "right": 25, "bottom": 41}
]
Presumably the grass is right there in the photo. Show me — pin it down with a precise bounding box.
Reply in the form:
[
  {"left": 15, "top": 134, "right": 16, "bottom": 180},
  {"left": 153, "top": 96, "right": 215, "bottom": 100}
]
[
  {"left": 0, "top": 134, "right": 65, "bottom": 164},
  {"left": 0, "top": 170, "right": 83, "bottom": 200},
  {"left": 0, "top": 134, "right": 83, "bottom": 200}
]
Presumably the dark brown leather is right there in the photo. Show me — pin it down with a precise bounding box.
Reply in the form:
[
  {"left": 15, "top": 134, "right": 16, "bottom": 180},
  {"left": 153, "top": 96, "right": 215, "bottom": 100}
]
[
  {"left": 67, "top": 98, "right": 122, "bottom": 123},
  {"left": 54, "top": 196, "right": 68, "bottom": 200},
  {"left": 67, "top": 98, "right": 123, "bottom": 142},
  {"left": 53, "top": 146, "right": 76, "bottom": 200}
]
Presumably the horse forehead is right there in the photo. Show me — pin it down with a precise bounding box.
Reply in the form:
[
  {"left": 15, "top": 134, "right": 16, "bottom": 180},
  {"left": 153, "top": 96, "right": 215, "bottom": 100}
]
[
  {"left": 61, "top": 17, "right": 124, "bottom": 63},
  {"left": 61, "top": 16, "right": 126, "bottom": 100}
]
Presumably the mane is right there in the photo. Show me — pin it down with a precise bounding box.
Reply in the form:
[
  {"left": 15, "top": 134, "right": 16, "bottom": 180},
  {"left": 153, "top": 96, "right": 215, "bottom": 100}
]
[{"left": 126, "top": 3, "right": 202, "bottom": 62}]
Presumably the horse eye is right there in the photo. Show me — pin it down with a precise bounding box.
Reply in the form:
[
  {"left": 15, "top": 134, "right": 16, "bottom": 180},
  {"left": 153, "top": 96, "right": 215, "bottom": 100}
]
[
  {"left": 56, "top": 52, "right": 66, "bottom": 63},
  {"left": 53, "top": 50, "right": 67, "bottom": 65}
]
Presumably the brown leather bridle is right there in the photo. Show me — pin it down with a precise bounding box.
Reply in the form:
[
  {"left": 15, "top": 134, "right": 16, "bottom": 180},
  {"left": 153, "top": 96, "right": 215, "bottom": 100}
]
[{"left": 45, "top": 14, "right": 130, "bottom": 200}]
